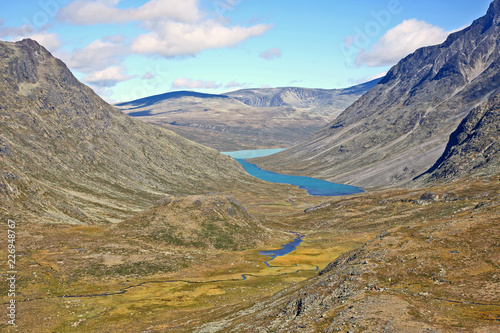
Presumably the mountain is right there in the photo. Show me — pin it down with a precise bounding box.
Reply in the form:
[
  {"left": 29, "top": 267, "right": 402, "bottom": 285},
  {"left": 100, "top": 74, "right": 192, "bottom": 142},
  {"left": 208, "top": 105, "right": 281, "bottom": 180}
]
[
  {"left": 0, "top": 39, "right": 260, "bottom": 224},
  {"left": 253, "top": 0, "right": 500, "bottom": 188},
  {"left": 416, "top": 89, "right": 500, "bottom": 184},
  {"left": 225, "top": 79, "right": 380, "bottom": 109},
  {"left": 115, "top": 81, "right": 378, "bottom": 151},
  {"left": 114, "top": 90, "right": 230, "bottom": 110}
]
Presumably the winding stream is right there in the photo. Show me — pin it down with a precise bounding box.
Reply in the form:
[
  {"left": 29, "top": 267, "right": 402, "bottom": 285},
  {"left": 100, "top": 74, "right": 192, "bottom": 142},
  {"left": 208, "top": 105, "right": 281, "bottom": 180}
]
[{"left": 14, "top": 236, "right": 313, "bottom": 302}]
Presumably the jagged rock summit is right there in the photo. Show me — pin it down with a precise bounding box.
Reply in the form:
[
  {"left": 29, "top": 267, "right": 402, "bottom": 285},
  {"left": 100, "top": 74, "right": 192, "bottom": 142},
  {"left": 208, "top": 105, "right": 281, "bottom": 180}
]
[{"left": 254, "top": 0, "right": 500, "bottom": 188}]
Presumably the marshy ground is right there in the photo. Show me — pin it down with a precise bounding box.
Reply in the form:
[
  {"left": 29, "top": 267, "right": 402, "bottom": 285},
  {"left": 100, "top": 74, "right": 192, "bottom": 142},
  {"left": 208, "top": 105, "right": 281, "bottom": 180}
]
[{"left": 0, "top": 177, "right": 498, "bottom": 332}]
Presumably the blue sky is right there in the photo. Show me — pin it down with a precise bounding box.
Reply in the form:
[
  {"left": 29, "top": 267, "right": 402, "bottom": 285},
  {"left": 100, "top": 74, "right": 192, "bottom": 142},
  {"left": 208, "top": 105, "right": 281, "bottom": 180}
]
[{"left": 0, "top": 0, "right": 493, "bottom": 102}]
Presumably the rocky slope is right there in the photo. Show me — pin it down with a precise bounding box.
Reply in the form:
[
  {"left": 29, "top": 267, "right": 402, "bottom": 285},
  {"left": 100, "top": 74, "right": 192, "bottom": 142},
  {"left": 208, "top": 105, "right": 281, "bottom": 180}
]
[
  {"left": 416, "top": 89, "right": 500, "bottom": 184},
  {"left": 254, "top": 0, "right": 500, "bottom": 188},
  {"left": 197, "top": 180, "right": 500, "bottom": 332},
  {"left": 115, "top": 81, "right": 378, "bottom": 151},
  {"left": 0, "top": 39, "right": 260, "bottom": 224},
  {"left": 116, "top": 194, "right": 273, "bottom": 250}
]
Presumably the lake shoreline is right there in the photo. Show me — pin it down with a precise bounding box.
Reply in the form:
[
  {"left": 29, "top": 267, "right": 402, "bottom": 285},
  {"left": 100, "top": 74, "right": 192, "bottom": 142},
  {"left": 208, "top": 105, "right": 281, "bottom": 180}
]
[{"left": 222, "top": 149, "right": 363, "bottom": 197}]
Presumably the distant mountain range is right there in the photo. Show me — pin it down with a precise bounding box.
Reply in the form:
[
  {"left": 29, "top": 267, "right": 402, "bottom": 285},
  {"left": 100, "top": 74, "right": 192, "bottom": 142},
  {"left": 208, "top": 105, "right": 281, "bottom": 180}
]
[
  {"left": 115, "top": 80, "right": 380, "bottom": 151},
  {"left": 254, "top": 0, "right": 500, "bottom": 188},
  {"left": 115, "top": 90, "right": 230, "bottom": 110},
  {"left": 225, "top": 80, "right": 380, "bottom": 109}
]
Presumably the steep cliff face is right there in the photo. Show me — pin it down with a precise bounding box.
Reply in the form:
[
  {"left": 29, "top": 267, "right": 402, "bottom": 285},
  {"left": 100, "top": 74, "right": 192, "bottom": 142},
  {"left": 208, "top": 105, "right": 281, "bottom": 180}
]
[
  {"left": 0, "top": 39, "right": 256, "bottom": 224},
  {"left": 416, "top": 89, "right": 500, "bottom": 183},
  {"left": 254, "top": 0, "right": 500, "bottom": 188}
]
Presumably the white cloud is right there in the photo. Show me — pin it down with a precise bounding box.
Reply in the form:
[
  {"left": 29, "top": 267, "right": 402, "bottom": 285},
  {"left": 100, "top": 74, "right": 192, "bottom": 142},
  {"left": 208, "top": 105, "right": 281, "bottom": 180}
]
[
  {"left": 58, "top": 0, "right": 200, "bottom": 25},
  {"left": 371, "top": 71, "right": 387, "bottom": 80},
  {"left": 0, "top": 22, "right": 61, "bottom": 53},
  {"left": 355, "top": 19, "right": 451, "bottom": 67},
  {"left": 26, "top": 32, "right": 62, "bottom": 52},
  {"left": 351, "top": 71, "right": 388, "bottom": 85},
  {"left": 131, "top": 20, "right": 271, "bottom": 57},
  {"left": 82, "top": 66, "right": 135, "bottom": 87},
  {"left": 224, "top": 80, "right": 247, "bottom": 89},
  {"left": 0, "top": 24, "right": 35, "bottom": 38},
  {"left": 63, "top": 36, "right": 128, "bottom": 73},
  {"left": 171, "top": 77, "right": 221, "bottom": 90},
  {"left": 58, "top": 0, "right": 272, "bottom": 59},
  {"left": 260, "top": 48, "right": 281, "bottom": 60}
]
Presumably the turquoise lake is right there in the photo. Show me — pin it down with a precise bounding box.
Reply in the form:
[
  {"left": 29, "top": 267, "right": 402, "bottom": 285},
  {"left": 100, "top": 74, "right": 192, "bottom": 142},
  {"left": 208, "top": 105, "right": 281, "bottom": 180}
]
[{"left": 222, "top": 149, "right": 363, "bottom": 197}]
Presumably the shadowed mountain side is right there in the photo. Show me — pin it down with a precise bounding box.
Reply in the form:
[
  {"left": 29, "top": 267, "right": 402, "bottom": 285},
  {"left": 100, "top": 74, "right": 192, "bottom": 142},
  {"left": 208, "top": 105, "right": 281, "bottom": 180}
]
[
  {"left": 0, "top": 39, "right": 270, "bottom": 224},
  {"left": 115, "top": 194, "right": 275, "bottom": 251},
  {"left": 115, "top": 81, "right": 379, "bottom": 151},
  {"left": 253, "top": 0, "right": 500, "bottom": 188},
  {"left": 115, "top": 90, "right": 230, "bottom": 109},
  {"left": 415, "top": 89, "right": 500, "bottom": 184}
]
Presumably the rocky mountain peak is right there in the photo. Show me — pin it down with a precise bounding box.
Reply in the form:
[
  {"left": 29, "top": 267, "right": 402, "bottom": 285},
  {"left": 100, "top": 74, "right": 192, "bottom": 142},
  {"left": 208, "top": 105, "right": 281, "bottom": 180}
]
[{"left": 484, "top": 0, "right": 500, "bottom": 23}]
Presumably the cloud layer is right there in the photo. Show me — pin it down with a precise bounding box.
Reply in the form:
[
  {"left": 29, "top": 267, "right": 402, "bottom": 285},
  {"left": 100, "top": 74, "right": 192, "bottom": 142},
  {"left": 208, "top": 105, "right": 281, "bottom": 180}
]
[
  {"left": 64, "top": 36, "right": 128, "bottom": 73},
  {"left": 2, "top": 0, "right": 273, "bottom": 98},
  {"left": 83, "top": 66, "right": 135, "bottom": 87},
  {"left": 58, "top": 0, "right": 271, "bottom": 58},
  {"left": 354, "top": 19, "right": 451, "bottom": 67},
  {"left": 131, "top": 20, "right": 271, "bottom": 57},
  {"left": 57, "top": 0, "right": 200, "bottom": 25},
  {"left": 0, "top": 23, "right": 61, "bottom": 53}
]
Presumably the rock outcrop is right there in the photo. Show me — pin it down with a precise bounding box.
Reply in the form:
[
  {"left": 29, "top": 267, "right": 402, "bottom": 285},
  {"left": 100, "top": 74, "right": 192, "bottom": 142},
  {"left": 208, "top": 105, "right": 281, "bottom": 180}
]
[
  {"left": 116, "top": 194, "right": 273, "bottom": 250},
  {"left": 416, "top": 89, "right": 500, "bottom": 183}
]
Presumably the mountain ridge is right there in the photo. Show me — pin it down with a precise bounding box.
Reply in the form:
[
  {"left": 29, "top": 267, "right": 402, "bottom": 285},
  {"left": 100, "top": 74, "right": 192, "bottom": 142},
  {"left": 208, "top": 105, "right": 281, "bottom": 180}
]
[
  {"left": 0, "top": 39, "right": 264, "bottom": 224},
  {"left": 253, "top": 0, "right": 500, "bottom": 188},
  {"left": 225, "top": 79, "right": 381, "bottom": 109},
  {"left": 415, "top": 88, "right": 500, "bottom": 183}
]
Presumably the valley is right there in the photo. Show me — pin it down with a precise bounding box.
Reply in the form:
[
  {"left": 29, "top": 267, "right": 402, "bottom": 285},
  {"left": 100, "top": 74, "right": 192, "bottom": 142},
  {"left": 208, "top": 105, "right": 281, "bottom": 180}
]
[
  {"left": 2, "top": 175, "right": 497, "bottom": 332},
  {"left": 115, "top": 81, "right": 379, "bottom": 151},
  {"left": 1, "top": 0, "right": 499, "bottom": 332},
  {"left": 253, "top": 0, "right": 500, "bottom": 189}
]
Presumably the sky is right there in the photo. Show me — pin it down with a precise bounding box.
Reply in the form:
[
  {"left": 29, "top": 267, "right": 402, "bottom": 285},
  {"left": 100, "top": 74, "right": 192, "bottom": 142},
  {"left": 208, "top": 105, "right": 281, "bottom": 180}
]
[{"left": 0, "top": 0, "right": 493, "bottom": 103}]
